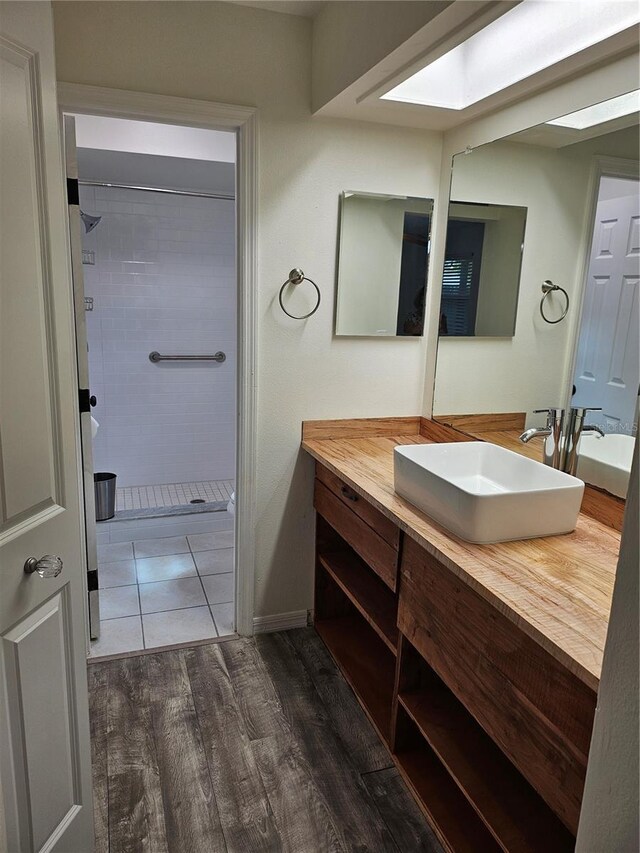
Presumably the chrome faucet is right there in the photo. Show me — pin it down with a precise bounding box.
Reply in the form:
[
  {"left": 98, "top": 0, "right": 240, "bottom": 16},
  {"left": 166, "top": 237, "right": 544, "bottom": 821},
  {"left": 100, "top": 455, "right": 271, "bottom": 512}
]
[
  {"left": 520, "top": 405, "right": 604, "bottom": 473},
  {"left": 563, "top": 406, "right": 605, "bottom": 476},
  {"left": 519, "top": 407, "right": 565, "bottom": 468}
]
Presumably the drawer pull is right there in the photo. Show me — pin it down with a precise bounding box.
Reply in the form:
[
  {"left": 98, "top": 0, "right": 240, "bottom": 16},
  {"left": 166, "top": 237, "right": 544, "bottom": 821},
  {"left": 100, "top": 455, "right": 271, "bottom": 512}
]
[{"left": 341, "top": 485, "right": 358, "bottom": 502}]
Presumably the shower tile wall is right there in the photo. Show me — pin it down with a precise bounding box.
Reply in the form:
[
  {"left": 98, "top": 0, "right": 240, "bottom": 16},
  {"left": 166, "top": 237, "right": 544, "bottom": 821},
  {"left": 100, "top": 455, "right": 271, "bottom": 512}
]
[{"left": 80, "top": 185, "right": 235, "bottom": 488}]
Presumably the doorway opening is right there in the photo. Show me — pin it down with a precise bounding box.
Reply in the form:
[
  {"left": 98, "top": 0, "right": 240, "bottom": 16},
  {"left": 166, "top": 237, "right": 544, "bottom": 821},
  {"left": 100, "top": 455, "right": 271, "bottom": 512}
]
[{"left": 67, "top": 113, "right": 239, "bottom": 656}]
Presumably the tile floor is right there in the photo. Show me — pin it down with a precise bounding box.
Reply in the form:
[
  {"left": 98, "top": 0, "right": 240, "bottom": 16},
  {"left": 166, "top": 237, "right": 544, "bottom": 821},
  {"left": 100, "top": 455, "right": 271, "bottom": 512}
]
[
  {"left": 90, "top": 529, "right": 235, "bottom": 658},
  {"left": 116, "top": 479, "right": 234, "bottom": 511}
]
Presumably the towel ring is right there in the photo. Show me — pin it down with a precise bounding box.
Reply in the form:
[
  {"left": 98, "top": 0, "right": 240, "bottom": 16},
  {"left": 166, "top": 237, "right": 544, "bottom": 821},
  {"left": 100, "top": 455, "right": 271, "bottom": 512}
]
[
  {"left": 279, "top": 268, "right": 321, "bottom": 320},
  {"left": 540, "top": 280, "right": 569, "bottom": 324}
]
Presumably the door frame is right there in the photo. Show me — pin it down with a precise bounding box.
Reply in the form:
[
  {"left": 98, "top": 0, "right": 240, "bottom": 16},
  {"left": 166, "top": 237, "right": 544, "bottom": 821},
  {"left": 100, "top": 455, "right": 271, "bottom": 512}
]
[
  {"left": 563, "top": 155, "right": 640, "bottom": 414},
  {"left": 57, "top": 83, "right": 258, "bottom": 636}
]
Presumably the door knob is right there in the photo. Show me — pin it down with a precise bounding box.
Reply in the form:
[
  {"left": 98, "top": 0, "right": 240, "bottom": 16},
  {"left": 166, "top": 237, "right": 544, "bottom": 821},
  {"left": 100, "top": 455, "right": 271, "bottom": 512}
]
[{"left": 24, "top": 555, "right": 63, "bottom": 578}]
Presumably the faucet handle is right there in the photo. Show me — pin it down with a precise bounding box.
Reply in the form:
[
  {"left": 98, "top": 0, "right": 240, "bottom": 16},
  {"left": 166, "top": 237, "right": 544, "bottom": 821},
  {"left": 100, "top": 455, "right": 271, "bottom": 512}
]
[
  {"left": 533, "top": 407, "right": 564, "bottom": 425},
  {"left": 571, "top": 406, "right": 602, "bottom": 415}
]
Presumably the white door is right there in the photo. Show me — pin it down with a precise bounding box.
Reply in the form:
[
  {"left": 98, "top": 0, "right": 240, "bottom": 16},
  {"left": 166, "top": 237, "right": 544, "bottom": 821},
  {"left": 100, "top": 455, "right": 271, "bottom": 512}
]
[
  {"left": 574, "top": 183, "right": 640, "bottom": 434},
  {"left": 0, "top": 3, "right": 94, "bottom": 852}
]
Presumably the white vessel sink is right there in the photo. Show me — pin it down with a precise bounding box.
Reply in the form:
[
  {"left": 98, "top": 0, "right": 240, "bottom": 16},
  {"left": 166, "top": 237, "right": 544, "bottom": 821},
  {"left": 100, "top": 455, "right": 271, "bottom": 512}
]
[
  {"left": 577, "top": 433, "right": 635, "bottom": 499},
  {"left": 394, "top": 442, "right": 584, "bottom": 544}
]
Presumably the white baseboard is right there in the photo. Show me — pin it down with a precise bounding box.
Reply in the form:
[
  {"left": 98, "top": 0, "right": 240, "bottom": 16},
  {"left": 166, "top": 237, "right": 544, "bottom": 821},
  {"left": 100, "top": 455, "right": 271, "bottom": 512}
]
[{"left": 252, "top": 610, "right": 309, "bottom": 634}]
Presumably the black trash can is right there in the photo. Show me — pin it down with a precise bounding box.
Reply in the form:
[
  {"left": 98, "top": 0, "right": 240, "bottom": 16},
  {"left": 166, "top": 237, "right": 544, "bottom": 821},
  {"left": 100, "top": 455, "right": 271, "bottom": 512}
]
[{"left": 94, "top": 472, "right": 117, "bottom": 521}]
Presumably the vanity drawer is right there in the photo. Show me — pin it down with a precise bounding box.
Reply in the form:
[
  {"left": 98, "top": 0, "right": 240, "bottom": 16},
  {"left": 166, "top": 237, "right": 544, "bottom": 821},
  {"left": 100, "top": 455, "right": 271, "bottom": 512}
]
[
  {"left": 398, "top": 536, "right": 596, "bottom": 835},
  {"left": 316, "top": 464, "right": 400, "bottom": 549},
  {"left": 314, "top": 471, "right": 399, "bottom": 592}
]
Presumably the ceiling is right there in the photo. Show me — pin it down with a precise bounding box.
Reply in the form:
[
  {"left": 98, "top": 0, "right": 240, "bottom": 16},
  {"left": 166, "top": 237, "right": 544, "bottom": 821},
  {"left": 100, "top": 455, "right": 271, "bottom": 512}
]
[{"left": 225, "top": 0, "right": 325, "bottom": 17}]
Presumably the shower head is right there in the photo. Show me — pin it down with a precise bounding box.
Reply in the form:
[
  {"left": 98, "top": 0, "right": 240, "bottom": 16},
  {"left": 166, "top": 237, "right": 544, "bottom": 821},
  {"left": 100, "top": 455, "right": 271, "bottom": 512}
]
[{"left": 80, "top": 210, "right": 102, "bottom": 234}]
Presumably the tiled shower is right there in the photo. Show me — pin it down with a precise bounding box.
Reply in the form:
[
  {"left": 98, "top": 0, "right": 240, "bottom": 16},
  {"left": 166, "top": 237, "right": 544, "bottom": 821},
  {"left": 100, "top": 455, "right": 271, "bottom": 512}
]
[{"left": 81, "top": 183, "right": 236, "bottom": 493}]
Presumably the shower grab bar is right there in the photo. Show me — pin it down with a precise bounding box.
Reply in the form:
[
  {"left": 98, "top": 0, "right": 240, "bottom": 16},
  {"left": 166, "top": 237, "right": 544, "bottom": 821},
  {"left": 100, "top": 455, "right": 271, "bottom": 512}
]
[{"left": 149, "top": 351, "right": 226, "bottom": 363}]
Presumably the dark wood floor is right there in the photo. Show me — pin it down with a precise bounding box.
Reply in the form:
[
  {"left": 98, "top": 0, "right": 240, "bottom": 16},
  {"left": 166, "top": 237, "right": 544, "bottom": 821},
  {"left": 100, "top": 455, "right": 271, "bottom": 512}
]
[{"left": 88, "top": 627, "right": 442, "bottom": 852}]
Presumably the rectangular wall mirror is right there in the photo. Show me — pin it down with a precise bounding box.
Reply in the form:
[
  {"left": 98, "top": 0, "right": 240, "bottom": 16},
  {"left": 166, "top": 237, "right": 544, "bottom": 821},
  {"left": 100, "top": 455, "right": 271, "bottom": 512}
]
[
  {"left": 335, "top": 191, "right": 434, "bottom": 337},
  {"left": 432, "top": 90, "right": 639, "bottom": 500},
  {"left": 440, "top": 201, "right": 527, "bottom": 337}
]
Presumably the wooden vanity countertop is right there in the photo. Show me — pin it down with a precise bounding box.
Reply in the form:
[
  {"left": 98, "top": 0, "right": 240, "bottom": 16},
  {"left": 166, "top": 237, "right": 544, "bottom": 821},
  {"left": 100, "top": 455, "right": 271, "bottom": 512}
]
[{"left": 302, "top": 417, "right": 621, "bottom": 691}]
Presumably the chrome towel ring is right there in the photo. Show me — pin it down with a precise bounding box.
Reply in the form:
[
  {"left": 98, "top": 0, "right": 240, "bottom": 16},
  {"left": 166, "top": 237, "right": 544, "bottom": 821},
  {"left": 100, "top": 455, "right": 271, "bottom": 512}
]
[
  {"left": 540, "top": 280, "right": 569, "bottom": 324},
  {"left": 279, "top": 268, "right": 321, "bottom": 320}
]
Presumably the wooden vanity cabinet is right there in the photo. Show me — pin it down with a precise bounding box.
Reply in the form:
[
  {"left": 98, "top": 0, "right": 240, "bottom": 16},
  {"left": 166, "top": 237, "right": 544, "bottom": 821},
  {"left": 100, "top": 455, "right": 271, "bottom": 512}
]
[
  {"left": 399, "top": 536, "right": 595, "bottom": 837},
  {"left": 312, "top": 461, "right": 584, "bottom": 853}
]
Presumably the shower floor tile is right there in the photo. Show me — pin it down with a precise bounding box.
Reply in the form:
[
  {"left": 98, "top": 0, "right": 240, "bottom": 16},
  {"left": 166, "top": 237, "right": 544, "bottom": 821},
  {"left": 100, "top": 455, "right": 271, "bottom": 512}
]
[{"left": 116, "top": 479, "right": 234, "bottom": 511}]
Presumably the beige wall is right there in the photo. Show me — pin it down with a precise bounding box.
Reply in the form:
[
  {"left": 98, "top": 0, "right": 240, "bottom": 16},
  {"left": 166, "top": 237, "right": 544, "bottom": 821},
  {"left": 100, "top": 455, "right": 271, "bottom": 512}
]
[{"left": 52, "top": 1, "right": 442, "bottom": 619}]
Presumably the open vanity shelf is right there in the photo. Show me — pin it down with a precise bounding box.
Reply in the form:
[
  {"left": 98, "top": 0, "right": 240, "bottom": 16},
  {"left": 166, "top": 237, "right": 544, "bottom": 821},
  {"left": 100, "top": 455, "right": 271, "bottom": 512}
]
[
  {"left": 315, "top": 516, "right": 398, "bottom": 744},
  {"left": 395, "top": 639, "right": 574, "bottom": 853},
  {"left": 314, "top": 608, "right": 396, "bottom": 745},
  {"left": 317, "top": 549, "right": 399, "bottom": 652},
  {"left": 311, "top": 451, "right": 593, "bottom": 853}
]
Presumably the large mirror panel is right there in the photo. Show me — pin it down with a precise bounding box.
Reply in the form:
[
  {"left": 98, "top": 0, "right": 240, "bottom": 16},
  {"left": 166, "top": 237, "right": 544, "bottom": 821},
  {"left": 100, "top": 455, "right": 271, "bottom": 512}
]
[
  {"left": 335, "top": 191, "right": 434, "bottom": 337},
  {"left": 433, "top": 93, "right": 639, "bottom": 498}
]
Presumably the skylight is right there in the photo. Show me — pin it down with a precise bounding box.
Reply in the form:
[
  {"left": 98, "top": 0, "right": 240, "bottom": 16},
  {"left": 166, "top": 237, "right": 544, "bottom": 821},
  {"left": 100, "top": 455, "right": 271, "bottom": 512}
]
[
  {"left": 382, "top": 1, "right": 639, "bottom": 111},
  {"left": 546, "top": 90, "right": 640, "bottom": 129}
]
